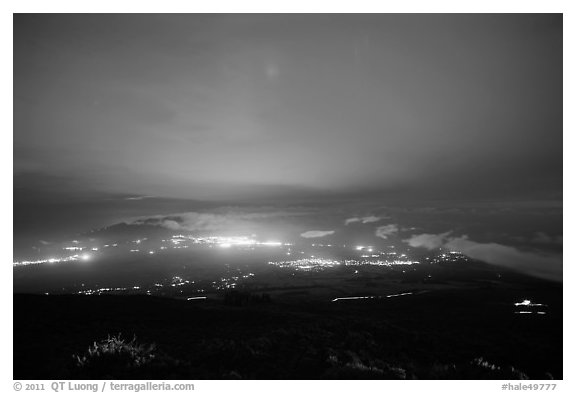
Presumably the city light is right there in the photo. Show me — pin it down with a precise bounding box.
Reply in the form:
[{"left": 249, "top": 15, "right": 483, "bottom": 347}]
[{"left": 514, "top": 299, "right": 546, "bottom": 307}]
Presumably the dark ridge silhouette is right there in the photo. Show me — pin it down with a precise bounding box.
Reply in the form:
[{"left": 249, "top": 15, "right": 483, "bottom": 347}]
[{"left": 14, "top": 285, "right": 562, "bottom": 380}]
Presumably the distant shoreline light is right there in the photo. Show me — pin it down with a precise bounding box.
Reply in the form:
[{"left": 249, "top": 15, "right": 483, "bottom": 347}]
[{"left": 13, "top": 253, "right": 91, "bottom": 267}]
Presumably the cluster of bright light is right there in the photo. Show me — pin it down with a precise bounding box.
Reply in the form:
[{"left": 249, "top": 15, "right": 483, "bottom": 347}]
[
  {"left": 212, "top": 272, "right": 255, "bottom": 290},
  {"left": 269, "top": 257, "right": 419, "bottom": 271},
  {"left": 343, "top": 259, "right": 419, "bottom": 267},
  {"left": 427, "top": 251, "right": 469, "bottom": 264},
  {"left": 14, "top": 253, "right": 91, "bottom": 267},
  {"left": 269, "top": 258, "right": 340, "bottom": 271},
  {"left": 355, "top": 246, "right": 375, "bottom": 252},
  {"left": 17, "top": 234, "right": 287, "bottom": 270},
  {"left": 513, "top": 299, "right": 548, "bottom": 315},
  {"left": 514, "top": 299, "right": 547, "bottom": 307},
  {"left": 77, "top": 286, "right": 130, "bottom": 295},
  {"left": 515, "top": 311, "right": 547, "bottom": 315},
  {"left": 168, "top": 237, "right": 187, "bottom": 245},
  {"left": 168, "top": 235, "right": 285, "bottom": 248},
  {"left": 171, "top": 276, "right": 192, "bottom": 287}
]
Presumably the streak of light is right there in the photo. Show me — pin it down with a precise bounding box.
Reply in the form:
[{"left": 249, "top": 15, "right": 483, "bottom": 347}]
[{"left": 187, "top": 296, "right": 207, "bottom": 301}]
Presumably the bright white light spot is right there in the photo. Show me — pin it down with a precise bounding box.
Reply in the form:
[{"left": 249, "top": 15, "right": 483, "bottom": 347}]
[
  {"left": 262, "top": 241, "right": 282, "bottom": 246},
  {"left": 220, "top": 243, "right": 232, "bottom": 248},
  {"left": 81, "top": 254, "right": 91, "bottom": 261},
  {"left": 514, "top": 299, "right": 546, "bottom": 307}
]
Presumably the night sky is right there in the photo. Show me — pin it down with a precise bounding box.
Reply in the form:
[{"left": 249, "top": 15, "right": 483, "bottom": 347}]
[{"left": 13, "top": 14, "right": 563, "bottom": 280}]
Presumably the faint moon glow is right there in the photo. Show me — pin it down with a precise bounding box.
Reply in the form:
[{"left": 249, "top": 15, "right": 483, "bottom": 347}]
[{"left": 265, "top": 64, "right": 279, "bottom": 79}]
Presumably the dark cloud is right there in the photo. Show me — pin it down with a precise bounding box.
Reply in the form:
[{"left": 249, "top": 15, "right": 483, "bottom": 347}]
[
  {"left": 14, "top": 14, "right": 562, "bottom": 202},
  {"left": 13, "top": 14, "right": 562, "bottom": 281}
]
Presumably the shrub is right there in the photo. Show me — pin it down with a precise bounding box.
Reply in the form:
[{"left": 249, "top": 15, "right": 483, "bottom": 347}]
[{"left": 73, "top": 334, "right": 183, "bottom": 379}]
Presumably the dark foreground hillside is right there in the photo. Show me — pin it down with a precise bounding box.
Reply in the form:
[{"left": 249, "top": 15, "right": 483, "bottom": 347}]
[{"left": 13, "top": 287, "right": 562, "bottom": 380}]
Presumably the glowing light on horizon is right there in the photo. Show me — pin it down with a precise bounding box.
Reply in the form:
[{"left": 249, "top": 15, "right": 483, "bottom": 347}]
[
  {"left": 514, "top": 299, "right": 546, "bottom": 307},
  {"left": 261, "top": 241, "right": 282, "bottom": 246},
  {"left": 169, "top": 234, "right": 285, "bottom": 249},
  {"left": 269, "top": 256, "right": 419, "bottom": 271},
  {"left": 14, "top": 254, "right": 85, "bottom": 267}
]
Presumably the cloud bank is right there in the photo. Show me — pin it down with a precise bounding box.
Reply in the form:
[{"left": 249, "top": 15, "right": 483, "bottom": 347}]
[
  {"left": 403, "top": 232, "right": 452, "bottom": 250},
  {"left": 345, "top": 215, "right": 388, "bottom": 225},
  {"left": 129, "top": 209, "right": 305, "bottom": 233},
  {"left": 300, "top": 230, "right": 335, "bottom": 238},
  {"left": 375, "top": 224, "right": 399, "bottom": 239},
  {"left": 404, "top": 232, "right": 562, "bottom": 281}
]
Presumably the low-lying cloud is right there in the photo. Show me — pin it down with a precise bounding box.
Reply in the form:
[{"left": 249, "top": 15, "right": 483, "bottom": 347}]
[
  {"left": 300, "top": 230, "right": 335, "bottom": 238},
  {"left": 445, "top": 235, "right": 562, "bottom": 282},
  {"left": 404, "top": 232, "right": 562, "bottom": 281},
  {"left": 129, "top": 209, "right": 306, "bottom": 233},
  {"left": 403, "top": 231, "right": 452, "bottom": 250},
  {"left": 375, "top": 224, "right": 399, "bottom": 239},
  {"left": 345, "top": 215, "right": 388, "bottom": 225}
]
